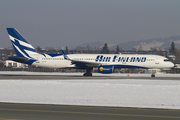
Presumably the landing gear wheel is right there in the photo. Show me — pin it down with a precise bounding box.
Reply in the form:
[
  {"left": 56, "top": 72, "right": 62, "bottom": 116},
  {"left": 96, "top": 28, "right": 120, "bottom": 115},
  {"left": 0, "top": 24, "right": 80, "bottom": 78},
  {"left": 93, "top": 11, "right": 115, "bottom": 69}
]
[
  {"left": 151, "top": 74, "right": 155, "bottom": 77},
  {"left": 151, "top": 70, "right": 156, "bottom": 77},
  {"left": 83, "top": 72, "right": 92, "bottom": 76},
  {"left": 83, "top": 67, "right": 93, "bottom": 76}
]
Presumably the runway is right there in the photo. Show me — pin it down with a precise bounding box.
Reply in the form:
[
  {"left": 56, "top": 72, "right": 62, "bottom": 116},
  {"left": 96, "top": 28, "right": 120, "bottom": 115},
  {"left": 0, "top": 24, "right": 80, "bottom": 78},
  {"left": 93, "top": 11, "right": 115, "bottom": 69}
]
[
  {"left": 0, "top": 74, "right": 180, "bottom": 80},
  {"left": 0, "top": 103, "right": 180, "bottom": 120}
]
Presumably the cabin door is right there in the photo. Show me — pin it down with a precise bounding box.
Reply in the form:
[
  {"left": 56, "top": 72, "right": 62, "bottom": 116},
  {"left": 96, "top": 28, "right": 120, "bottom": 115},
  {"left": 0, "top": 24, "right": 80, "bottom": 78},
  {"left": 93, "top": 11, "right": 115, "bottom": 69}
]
[
  {"left": 36, "top": 56, "right": 40, "bottom": 63},
  {"left": 155, "top": 58, "right": 159, "bottom": 64}
]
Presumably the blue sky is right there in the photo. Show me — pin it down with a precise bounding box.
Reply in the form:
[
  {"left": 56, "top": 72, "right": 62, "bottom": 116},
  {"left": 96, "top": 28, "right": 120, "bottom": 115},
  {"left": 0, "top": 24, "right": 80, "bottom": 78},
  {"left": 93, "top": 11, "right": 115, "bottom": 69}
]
[{"left": 1, "top": 0, "right": 180, "bottom": 48}]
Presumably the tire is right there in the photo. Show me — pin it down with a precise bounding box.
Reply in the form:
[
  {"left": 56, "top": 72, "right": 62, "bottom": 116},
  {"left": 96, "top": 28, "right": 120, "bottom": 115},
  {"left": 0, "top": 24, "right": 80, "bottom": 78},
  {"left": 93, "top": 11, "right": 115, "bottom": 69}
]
[
  {"left": 83, "top": 73, "right": 92, "bottom": 76},
  {"left": 151, "top": 74, "right": 155, "bottom": 77}
]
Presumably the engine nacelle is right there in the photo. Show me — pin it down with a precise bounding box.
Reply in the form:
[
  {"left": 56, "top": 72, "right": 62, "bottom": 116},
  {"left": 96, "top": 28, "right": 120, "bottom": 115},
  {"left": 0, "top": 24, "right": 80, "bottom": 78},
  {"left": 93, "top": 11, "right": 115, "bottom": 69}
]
[{"left": 98, "top": 65, "right": 114, "bottom": 74}]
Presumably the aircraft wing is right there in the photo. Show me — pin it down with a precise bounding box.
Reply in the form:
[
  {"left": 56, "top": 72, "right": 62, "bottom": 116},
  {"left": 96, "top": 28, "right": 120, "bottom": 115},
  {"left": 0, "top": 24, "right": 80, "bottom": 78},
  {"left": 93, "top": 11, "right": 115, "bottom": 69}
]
[
  {"left": 61, "top": 50, "right": 108, "bottom": 67},
  {"left": 71, "top": 60, "right": 101, "bottom": 67}
]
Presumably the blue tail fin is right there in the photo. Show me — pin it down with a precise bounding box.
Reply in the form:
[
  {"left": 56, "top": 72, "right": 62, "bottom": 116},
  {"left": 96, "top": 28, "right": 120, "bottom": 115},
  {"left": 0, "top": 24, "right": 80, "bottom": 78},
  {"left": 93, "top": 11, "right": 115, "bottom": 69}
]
[{"left": 7, "top": 28, "right": 38, "bottom": 58}]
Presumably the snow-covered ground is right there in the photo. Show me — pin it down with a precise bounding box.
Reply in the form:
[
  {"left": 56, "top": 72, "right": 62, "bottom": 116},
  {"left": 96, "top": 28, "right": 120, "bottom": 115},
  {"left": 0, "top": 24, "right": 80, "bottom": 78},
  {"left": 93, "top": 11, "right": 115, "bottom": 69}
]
[{"left": 0, "top": 72, "right": 180, "bottom": 109}]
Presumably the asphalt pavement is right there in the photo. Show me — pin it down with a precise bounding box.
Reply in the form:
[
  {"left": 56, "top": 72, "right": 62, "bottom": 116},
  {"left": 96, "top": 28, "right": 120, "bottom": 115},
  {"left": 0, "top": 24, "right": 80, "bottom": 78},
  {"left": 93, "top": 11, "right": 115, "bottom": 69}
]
[
  {"left": 0, "top": 74, "right": 180, "bottom": 80},
  {"left": 0, "top": 103, "right": 180, "bottom": 120}
]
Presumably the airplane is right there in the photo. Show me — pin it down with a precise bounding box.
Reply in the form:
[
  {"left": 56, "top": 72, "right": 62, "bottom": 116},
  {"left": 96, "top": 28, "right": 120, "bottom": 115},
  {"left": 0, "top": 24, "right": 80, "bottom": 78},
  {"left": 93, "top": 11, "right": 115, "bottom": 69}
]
[{"left": 6, "top": 28, "right": 174, "bottom": 77}]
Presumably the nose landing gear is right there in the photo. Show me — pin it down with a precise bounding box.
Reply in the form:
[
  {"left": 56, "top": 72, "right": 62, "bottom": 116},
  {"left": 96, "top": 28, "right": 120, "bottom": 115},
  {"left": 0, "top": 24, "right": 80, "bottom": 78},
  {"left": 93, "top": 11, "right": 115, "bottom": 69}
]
[{"left": 151, "top": 70, "right": 156, "bottom": 77}]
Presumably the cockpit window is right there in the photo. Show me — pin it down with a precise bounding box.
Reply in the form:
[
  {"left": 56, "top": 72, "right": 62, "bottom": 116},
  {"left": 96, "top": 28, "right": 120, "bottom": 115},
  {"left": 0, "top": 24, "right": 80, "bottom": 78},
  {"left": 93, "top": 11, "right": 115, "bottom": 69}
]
[{"left": 164, "top": 59, "right": 170, "bottom": 62}]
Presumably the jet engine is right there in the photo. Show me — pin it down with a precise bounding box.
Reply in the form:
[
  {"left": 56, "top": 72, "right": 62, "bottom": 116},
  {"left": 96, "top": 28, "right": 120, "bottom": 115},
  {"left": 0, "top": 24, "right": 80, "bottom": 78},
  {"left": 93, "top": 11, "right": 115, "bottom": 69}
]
[{"left": 98, "top": 65, "right": 114, "bottom": 74}]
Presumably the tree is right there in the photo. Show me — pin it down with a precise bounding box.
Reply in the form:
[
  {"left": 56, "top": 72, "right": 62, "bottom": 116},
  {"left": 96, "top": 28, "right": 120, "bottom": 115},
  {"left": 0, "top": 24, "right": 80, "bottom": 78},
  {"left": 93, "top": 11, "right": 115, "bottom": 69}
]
[
  {"left": 175, "top": 49, "right": 180, "bottom": 60},
  {"left": 0, "top": 61, "right": 4, "bottom": 68},
  {"left": 158, "top": 49, "right": 164, "bottom": 56},
  {"left": 170, "top": 41, "right": 176, "bottom": 55},
  {"left": 132, "top": 47, "right": 137, "bottom": 51},
  {"left": 150, "top": 47, "right": 157, "bottom": 51},
  {"left": 36, "top": 46, "right": 43, "bottom": 53},
  {"left": 101, "top": 43, "right": 109, "bottom": 54},
  {"left": 115, "top": 46, "right": 120, "bottom": 54},
  {"left": 138, "top": 44, "right": 143, "bottom": 51},
  {"left": 45, "top": 47, "right": 55, "bottom": 51}
]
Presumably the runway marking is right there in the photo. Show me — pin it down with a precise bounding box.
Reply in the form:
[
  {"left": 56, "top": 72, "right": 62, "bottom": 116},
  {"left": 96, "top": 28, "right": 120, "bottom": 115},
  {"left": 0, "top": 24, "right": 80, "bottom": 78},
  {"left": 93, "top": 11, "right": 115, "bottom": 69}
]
[{"left": 0, "top": 108, "right": 180, "bottom": 119}]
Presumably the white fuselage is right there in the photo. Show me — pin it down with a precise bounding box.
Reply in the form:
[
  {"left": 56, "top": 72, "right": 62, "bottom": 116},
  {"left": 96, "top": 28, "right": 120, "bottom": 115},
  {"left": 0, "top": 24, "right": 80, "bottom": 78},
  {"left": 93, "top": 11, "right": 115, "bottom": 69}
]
[{"left": 32, "top": 54, "right": 174, "bottom": 69}]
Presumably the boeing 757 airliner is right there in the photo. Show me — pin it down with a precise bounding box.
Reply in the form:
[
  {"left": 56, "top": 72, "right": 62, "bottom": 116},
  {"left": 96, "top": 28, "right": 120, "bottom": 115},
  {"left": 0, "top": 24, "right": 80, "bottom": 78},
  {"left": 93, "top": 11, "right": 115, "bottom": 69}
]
[{"left": 6, "top": 28, "right": 174, "bottom": 77}]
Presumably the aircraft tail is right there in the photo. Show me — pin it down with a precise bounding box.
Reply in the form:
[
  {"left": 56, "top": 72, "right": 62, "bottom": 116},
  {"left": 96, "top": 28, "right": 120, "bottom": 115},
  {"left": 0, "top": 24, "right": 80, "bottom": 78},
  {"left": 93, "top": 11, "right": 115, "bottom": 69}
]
[{"left": 6, "top": 28, "right": 39, "bottom": 59}]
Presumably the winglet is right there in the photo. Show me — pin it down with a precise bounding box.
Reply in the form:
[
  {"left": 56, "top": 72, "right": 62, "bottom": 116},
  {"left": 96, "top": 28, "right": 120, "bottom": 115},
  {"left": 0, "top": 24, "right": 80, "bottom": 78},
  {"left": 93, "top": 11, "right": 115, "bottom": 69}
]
[
  {"left": 62, "top": 50, "right": 70, "bottom": 60},
  {"left": 71, "top": 50, "right": 74, "bottom": 54}
]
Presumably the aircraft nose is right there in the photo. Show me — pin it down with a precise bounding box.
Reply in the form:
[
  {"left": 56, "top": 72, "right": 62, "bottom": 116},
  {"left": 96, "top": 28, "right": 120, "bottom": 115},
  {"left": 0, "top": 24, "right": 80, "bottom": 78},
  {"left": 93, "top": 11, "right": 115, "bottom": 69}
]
[{"left": 170, "top": 62, "right": 175, "bottom": 68}]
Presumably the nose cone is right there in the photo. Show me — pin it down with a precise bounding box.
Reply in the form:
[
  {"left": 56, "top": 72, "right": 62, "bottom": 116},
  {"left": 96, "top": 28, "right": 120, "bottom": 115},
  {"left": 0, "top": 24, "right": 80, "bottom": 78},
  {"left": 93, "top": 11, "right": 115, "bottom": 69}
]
[{"left": 169, "top": 62, "right": 175, "bottom": 68}]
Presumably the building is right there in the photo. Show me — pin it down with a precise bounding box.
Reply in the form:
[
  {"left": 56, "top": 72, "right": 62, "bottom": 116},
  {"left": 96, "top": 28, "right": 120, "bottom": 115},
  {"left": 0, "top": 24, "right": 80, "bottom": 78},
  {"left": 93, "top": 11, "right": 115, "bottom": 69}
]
[{"left": 5, "top": 60, "right": 28, "bottom": 68}]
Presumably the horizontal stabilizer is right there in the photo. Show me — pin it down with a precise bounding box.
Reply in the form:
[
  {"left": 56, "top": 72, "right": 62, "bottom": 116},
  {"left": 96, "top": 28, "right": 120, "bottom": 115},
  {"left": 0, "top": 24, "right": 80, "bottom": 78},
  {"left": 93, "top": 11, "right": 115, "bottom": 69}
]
[{"left": 8, "top": 56, "right": 29, "bottom": 62}]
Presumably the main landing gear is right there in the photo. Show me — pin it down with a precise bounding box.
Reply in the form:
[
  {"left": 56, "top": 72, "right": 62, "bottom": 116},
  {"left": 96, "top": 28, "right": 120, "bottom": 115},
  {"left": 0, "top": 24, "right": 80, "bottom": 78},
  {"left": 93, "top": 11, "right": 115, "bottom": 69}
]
[
  {"left": 83, "top": 67, "right": 93, "bottom": 76},
  {"left": 151, "top": 70, "right": 156, "bottom": 77},
  {"left": 151, "top": 74, "right": 155, "bottom": 77}
]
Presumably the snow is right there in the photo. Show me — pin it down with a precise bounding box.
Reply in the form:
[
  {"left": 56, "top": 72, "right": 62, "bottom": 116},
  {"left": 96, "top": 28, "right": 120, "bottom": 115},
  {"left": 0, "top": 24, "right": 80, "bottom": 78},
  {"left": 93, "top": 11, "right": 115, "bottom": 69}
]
[{"left": 0, "top": 72, "right": 180, "bottom": 109}]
